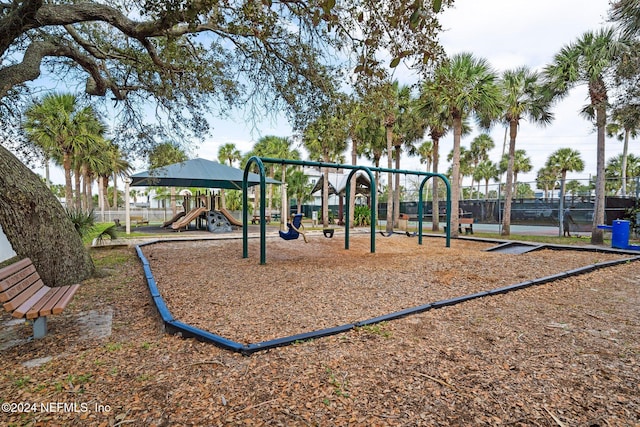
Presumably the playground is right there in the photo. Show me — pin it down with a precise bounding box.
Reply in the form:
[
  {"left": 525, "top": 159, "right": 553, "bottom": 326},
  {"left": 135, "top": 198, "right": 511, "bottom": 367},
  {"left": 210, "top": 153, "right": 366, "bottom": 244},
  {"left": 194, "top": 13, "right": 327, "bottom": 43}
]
[
  {"left": 144, "top": 234, "right": 633, "bottom": 347},
  {"left": 1, "top": 232, "right": 639, "bottom": 425}
]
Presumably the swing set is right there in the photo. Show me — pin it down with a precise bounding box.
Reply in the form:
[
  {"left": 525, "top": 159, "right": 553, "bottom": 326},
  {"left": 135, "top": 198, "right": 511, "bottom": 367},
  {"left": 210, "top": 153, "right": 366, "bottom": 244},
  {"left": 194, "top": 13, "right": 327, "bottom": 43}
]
[{"left": 242, "top": 157, "right": 452, "bottom": 265}]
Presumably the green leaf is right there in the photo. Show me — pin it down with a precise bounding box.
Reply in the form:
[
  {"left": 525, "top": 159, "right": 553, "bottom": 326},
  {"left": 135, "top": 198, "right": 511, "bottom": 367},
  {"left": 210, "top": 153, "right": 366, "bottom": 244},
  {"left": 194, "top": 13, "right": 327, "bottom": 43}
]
[
  {"left": 409, "top": 8, "right": 421, "bottom": 29},
  {"left": 432, "top": 0, "right": 442, "bottom": 13},
  {"left": 322, "top": 0, "right": 336, "bottom": 14},
  {"left": 390, "top": 57, "right": 401, "bottom": 68}
]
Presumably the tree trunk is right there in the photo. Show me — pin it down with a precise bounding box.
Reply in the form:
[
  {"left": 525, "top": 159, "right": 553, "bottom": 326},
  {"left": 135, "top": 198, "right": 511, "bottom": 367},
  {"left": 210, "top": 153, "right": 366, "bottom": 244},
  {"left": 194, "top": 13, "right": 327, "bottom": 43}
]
[
  {"left": 63, "top": 152, "right": 73, "bottom": 208},
  {"left": 393, "top": 145, "right": 401, "bottom": 227},
  {"left": 621, "top": 130, "right": 629, "bottom": 197},
  {"left": 501, "top": 119, "right": 518, "bottom": 236},
  {"left": 349, "top": 138, "right": 357, "bottom": 228},
  {"left": 112, "top": 173, "right": 118, "bottom": 209},
  {"left": 74, "top": 166, "right": 82, "bottom": 210},
  {"left": 0, "top": 145, "right": 94, "bottom": 286},
  {"left": 558, "top": 172, "right": 567, "bottom": 236},
  {"left": 591, "top": 104, "right": 607, "bottom": 245},
  {"left": 432, "top": 138, "right": 440, "bottom": 231},
  {"left": 385, "top": 125, "right": 394, "bottom": 233},
  {"left": 322, "top": 165, "right": 329, "bottom": 228},
  {"left": 450, "top": 117, "right": 462, "bottom": 237},
  {"left": 101, "top": 175, "right": 111, "bottom": 209}
]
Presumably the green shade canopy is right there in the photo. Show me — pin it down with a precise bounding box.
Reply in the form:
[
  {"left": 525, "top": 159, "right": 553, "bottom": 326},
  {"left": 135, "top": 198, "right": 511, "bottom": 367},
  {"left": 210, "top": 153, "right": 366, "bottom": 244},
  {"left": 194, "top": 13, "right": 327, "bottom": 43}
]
[{"left": 129, "top": 158, "right": 279, "bottom": 190}]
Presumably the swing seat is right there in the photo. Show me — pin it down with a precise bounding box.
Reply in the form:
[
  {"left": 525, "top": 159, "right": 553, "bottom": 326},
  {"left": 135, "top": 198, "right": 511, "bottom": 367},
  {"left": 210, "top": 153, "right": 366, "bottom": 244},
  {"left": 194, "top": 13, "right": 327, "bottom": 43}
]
[{"left": 280, "top": 214, "right": 307, "bottom": 242}]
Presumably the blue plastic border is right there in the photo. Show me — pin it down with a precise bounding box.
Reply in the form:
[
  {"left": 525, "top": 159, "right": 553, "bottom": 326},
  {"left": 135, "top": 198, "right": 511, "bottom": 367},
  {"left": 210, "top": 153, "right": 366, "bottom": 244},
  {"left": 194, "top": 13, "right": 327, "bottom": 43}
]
[{"left": 136, "top": 240, "right": 640, "bottom": 355}]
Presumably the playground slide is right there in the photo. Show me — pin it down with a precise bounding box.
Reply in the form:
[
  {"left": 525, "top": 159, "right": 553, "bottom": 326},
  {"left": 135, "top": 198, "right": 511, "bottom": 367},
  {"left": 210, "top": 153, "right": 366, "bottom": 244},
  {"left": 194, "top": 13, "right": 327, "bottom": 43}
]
[
  {"left": 219, "top": 208, "right": 243, "bottom": 227},
  {"left": 162, "top": 211, "right": 186, "bottom": 228},
  {"left": 171, "top": 207, "right": 208, "bottom": 230}
]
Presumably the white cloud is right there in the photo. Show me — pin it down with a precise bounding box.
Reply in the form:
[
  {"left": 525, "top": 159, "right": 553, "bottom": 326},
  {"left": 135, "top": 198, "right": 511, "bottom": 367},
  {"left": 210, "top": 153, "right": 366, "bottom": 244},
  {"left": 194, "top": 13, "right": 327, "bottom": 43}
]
[
  {"left": 34, "top": 0, "right": 632, "bottom": 190},
  {"left": 426, "top": 0, "right": 623, "bottom": 184}
]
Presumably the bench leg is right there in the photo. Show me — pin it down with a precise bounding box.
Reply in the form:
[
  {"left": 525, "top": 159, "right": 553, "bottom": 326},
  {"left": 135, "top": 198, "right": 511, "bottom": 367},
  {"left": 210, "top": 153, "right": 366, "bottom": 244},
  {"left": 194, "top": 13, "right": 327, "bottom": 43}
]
[{"left": 32, "top": 317, "right": 48, "bottom": 339}]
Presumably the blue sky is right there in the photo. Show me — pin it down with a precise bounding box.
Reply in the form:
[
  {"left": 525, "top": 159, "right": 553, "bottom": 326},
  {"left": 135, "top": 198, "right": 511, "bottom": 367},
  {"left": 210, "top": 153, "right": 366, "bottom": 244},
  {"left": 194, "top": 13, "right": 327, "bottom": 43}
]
[
  {"left": 36, "top": 0, "right": 629, "bottom": 187},
  {"left": 194, "top": 0, "right": 623, "bottom": 187}
]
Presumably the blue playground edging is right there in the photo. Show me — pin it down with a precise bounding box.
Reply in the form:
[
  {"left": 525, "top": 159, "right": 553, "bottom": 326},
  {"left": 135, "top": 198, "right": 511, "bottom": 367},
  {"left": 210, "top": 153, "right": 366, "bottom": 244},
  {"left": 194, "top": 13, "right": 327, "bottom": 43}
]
[{"left": 135, "top": 240, "right": 640, "bottom": 356}]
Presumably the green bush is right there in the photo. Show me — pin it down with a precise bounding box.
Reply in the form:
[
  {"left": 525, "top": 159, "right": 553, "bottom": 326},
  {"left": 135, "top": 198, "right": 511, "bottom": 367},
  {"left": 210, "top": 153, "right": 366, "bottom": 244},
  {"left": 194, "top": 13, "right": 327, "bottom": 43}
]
[
  {"left": 354, "top": 205, "right": 371, "bottom": 227},
  {"left": 66, "top": 208, "right": 95, "bottom": 237}
]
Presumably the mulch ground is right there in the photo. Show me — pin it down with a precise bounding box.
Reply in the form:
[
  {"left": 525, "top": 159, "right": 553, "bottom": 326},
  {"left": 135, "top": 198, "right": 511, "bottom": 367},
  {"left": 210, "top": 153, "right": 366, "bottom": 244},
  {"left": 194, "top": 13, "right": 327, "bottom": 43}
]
[{"left": 1, "top": 234, "right": 639, "bottom": 426}]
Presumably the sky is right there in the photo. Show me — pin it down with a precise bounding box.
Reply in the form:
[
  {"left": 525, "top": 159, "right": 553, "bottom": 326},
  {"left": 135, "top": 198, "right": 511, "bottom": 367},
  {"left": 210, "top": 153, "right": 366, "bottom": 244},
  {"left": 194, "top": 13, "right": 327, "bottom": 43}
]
[
  {"left": 193, "top": 0, "right": 623, "bottom": 187},
  {"left": 35, "top": 0, "right": 633, "bottom": 188}
]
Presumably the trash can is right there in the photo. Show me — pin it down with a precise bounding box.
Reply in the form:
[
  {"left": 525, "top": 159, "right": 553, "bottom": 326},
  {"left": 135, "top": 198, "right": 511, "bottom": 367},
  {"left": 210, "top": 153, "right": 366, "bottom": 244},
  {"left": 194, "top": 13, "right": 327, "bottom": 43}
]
[
  {"left": 611, "top": 219, "right": 630, "bottom": 249},
  {"left": 398, "top": 213, "right": 410, "bottom": 231}
]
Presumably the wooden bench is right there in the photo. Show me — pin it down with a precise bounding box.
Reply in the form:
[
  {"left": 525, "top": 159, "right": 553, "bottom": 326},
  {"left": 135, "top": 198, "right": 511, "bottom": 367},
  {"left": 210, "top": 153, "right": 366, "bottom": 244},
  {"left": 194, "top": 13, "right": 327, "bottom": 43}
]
[
  {"left": 251, "top": 215, "right": 271, "bottom": 224},
  {"left": 459, "top": 217, "right": 474, "bottom": 234},
  {"left": 443, "top": 218, "right": 474, "bottom": 235},
  {"left": 130, "top": 215, "right": 149, "bottom": 226},
  {"left": 0, "top": 258, "right": 80, "bottom": 339}
]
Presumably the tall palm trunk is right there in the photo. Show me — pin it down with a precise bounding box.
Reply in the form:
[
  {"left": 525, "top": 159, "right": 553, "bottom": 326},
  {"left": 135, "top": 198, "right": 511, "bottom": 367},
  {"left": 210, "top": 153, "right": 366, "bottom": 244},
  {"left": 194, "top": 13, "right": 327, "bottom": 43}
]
[
  {"left": 349, "top": 138, "right": 357, "bottom": 228},
  {"left": 432, "top": 138, "right": 440, "bottom": 231},
  {"left": 385, "top": 125, "right": 394, "bottom": 233},
  {"left": 450, "top": 116, "right": 463, "bottom": 237},
  {"left": 501, "top": 120, "right": 518, "bottom": 236},
  {"left": 322, "top": 162, "right": 330, "bottom": 228},
  {"left": 621, "top": 129, "right": 629, "bottom": 196},
  {"left": 112, "top": 173, "right": 118, "bottom": 209},
  {"left": 101, "top": 175, "right": 110, "bottom": 209},
  {"left": 558, "top": 171, "right": 567, "bottom": 236},
  {"left": 74, "top": 166, "right": 82, "bottom": 210},
  {"left": 393, "top": 145, "right": 401, "bottom": 227},
  {"left": 63, "top": 153, "right": 73, "bottom": 208},
  {"left": 83, "top": 168, "right": 93, "bottom": 210},
  {"left": 591, "top": 103, "right": 607, "bottom": 244},
  {"left": 281, "top": 164, "right": 288, "bottom": 226}
]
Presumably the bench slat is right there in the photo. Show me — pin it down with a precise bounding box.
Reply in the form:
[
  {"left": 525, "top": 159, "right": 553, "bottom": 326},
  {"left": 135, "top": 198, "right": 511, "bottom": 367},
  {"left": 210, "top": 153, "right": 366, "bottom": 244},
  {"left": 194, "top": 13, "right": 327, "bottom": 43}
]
[
  {"left": 2, "top": 278, "right": 45, "bottom": 312},
  {"left": 12, "top": 285, "right": 52, "bottom": 318},
  {"left": 0, "top": 263, "right": 37, "bottom": 293},
  {"left": 0, "top": 271, "right": 40, "bottom": 303},
  {"left": 51, "top": 285, "right": 80, "bottom": 315},
  {"left": 0, "top": 258, "right": 33, "bottom": 282},
  {"left": 25, "top": 287, "right": 66, "bottom": 319}
]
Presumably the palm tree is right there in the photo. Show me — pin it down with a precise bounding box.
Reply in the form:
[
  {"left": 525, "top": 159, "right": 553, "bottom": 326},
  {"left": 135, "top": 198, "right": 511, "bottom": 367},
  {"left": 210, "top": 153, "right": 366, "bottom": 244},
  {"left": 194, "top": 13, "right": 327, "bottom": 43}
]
[
  {"left": 546, "top": 148, "right": 585, "bottom": 236},
  {"left": 267, "top": 136, "right": 300, "bottom": 224},
  {"left": 606, "top": 105, "right": 640, "bottom": 196},
  {"left": 287, "top": 169, "right": 313, "bottom": 215},
  {"left": 421, "top": 53, "right": 502, "bottom": 236},
  {"left": 469, "top": 133, "right": 495, "bottom": 197},
  {"left": 217, "top": 143, "right": 242, "bottom": 209},
  {"left": 499, "top": 66, "right": 553, "bottom": 236},
  {"left": 544, "top": 27, "right": 628, "bottom": 244},
  {"left": 606, "top": 153, "right": 640, "bottom": 194},
  {"left": 447, "top": 146, "right": 473, "bottom": 199},
  {"left": 417, "top": 89, "right": 454, "bottom": 231},
  {"left": 500, "top": 150, "right": 533, "bottom": 194},
  {"left": 536, "top": 166, "right": 560, "bottom": 201},
  {"left": 355, "top": 110, "right": 386, "bottom": 227},
  {"left": 391, "top": 82, "right": 426, "bottom": 226},
  {"left": 417, "top": 140, "right": 433, "bottom": 173},
  {"left": 473, "top": 159, "right": 499, "bottom": 220},
  {"left": 23, "top": 93, "right": 104, "bottom": 208},
  {"left": 302, "top": 112, "right": 348, "bottom": 228},
  {"left": 96, "top": 143, "right": 131, "bottom": 212},
  {"left": 610, "top": 0, "right": 640, "bottom": 37}
]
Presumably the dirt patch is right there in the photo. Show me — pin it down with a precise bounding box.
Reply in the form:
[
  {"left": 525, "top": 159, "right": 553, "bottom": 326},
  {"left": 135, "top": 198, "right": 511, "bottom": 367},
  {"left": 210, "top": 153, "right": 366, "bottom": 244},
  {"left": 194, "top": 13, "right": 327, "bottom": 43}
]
[
  {"left": 0, "top": 235, "right": 639, "bottom": 426},
  {"left": 144, "top": 236, "right": 628, "bottom": 344}
]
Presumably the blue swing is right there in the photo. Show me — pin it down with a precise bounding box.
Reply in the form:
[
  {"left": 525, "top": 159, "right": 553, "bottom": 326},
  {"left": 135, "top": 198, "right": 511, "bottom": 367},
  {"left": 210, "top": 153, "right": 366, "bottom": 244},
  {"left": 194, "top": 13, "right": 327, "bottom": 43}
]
[{"left": 279, "top": 213, "right": 307, "bottom": 242}]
